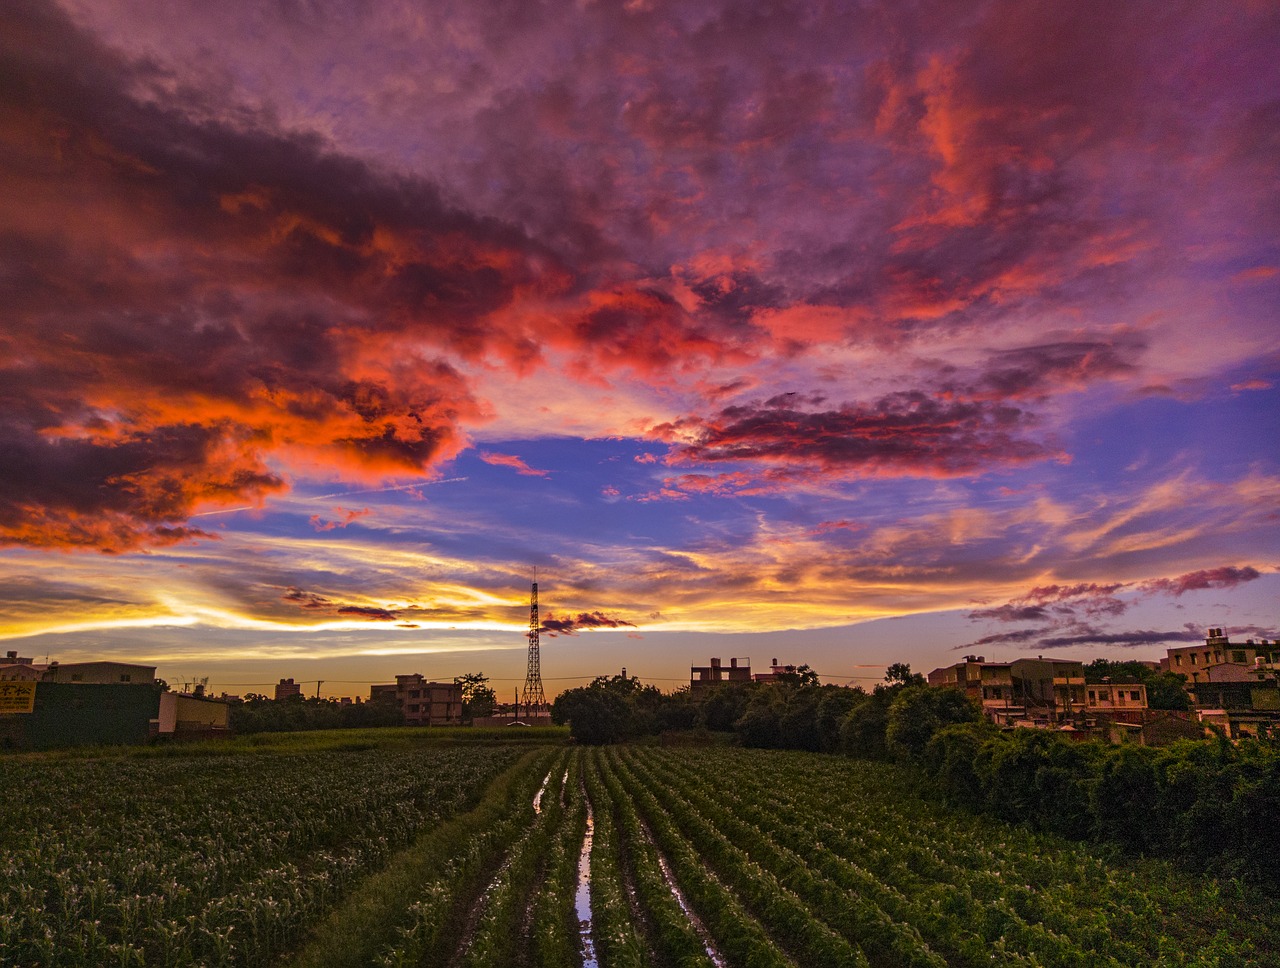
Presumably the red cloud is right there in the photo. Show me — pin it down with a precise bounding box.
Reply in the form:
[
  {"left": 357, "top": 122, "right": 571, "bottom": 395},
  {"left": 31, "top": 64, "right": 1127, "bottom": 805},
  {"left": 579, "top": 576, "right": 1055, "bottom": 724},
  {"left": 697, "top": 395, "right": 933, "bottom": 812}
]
[
  {"left": 309, "top": 507, "right": 371, "bottom": 531},
  {"left": 0, "top": 2, "right": 568, "bottom": 551},
  {"left": 811, "top": 520, "right": 864, "bottom": 535},
  {"left": 479, "top": 452, "right": 550, "bottom": 477}
]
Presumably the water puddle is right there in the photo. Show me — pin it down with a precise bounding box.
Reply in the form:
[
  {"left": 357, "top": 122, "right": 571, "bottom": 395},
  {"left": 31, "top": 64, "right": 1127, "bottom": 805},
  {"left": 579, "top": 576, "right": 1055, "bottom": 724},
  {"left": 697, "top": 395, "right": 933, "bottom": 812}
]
[
  {"left": 652, "top": 838, "right": 727, "bottom": 967},
  {"left": 575, "top": 796, "right": 597, "bottom": 967},
  {"left": 533, "top": 769, "right": 553, "bottom": 814}
]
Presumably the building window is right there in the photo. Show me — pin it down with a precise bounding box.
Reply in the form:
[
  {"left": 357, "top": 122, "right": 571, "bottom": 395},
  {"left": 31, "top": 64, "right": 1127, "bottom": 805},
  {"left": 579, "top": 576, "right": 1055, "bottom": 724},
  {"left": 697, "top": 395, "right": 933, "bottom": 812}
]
[
  {"left": 1174, "top": 654, "right": 1182, "bottom": 666},
  {"left": 1088, "top": 690, "right": 1096, "bottom": 701},
  {"left": 1130, "top": 690, "right": 1140, "bottom": 701},
  {"left": 1190, "top": 655, "right": 1197, "bottom": 665},
  {"left": 120, "top": 674, "right": 131, "bottom": 682}
]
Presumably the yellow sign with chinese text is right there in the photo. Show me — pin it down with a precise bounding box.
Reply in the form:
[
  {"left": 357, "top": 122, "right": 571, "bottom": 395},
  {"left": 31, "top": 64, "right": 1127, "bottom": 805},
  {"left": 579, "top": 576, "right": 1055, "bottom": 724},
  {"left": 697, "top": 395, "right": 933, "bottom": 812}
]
[{"left": 0, "top": 680, "right": 36, "bottom": 714}]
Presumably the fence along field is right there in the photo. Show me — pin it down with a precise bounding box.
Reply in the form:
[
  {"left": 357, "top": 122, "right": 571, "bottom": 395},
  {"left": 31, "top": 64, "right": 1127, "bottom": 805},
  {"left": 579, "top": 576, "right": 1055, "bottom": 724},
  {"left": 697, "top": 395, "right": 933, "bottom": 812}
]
[{"left": 3, "top": 735, "right": 1278, "bottom": 966}]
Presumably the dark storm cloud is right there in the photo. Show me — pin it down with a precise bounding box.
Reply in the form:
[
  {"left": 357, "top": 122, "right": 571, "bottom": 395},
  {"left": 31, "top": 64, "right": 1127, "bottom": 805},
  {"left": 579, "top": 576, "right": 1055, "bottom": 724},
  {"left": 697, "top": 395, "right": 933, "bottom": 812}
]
[
  {"left": 282, "top": 588, "right": 397, "bottom": 621},
  {"left": 0, "top": 1, "right": 628, "bottom": 551},
  {"left": 336, "top": 605, "right": 400, "bottom": 621},
  {"left": 539, "top": 611, "right": 637, "bottom": 636},
  {"left": 958, "top": 627, "right": 1048, "bottom": 649},
  {"left": 0, "top": 1, "right": 554, "bottom": 549},
  {"left": 1037, "top": 628, "right": 1204, "bottom": 649},
  {"left": 977, "top": 340, "right": 1143, "bottom": 399},
  {"left": 967, "top": 604, "right": 1050, "bottom": 623},
  {"left": 283, "top": 588, "right": 334, "bottom": 610},
  {"left": 654, "top": 391, "right": 1057, "bottom": 479},
  {"left": 0, "top": 420, "right": 269, "bottom": 551}
]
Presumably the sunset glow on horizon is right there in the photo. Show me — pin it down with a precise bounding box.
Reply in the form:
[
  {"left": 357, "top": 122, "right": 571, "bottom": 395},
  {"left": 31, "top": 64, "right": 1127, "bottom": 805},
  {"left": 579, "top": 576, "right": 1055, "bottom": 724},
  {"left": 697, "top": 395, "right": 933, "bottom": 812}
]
[{"left": 1, "top": 0, "right": 1277, "bottom": 694}]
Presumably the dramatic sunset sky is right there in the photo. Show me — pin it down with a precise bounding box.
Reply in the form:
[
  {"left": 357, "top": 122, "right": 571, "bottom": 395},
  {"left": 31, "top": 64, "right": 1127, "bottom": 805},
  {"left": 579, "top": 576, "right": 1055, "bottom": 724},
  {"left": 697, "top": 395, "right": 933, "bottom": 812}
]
[{"left": 1, "top": 0, "right": 1277, "bottom": 696}]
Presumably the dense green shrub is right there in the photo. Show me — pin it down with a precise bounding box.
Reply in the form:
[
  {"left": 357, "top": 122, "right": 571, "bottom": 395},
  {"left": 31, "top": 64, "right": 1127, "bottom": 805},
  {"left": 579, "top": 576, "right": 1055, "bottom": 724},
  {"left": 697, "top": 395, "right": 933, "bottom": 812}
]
[
  {"left": 885, "top": 685, "right": 980, "bottom": 759},
  {"left": 229, "top": 695, "right": 404, "bottom": 733}
]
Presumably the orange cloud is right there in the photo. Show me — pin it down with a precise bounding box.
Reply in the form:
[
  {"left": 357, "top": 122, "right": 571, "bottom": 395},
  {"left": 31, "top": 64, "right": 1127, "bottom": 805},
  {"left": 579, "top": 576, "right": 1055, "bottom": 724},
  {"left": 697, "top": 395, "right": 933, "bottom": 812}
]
[{"left": 479, "top": 452, "right": 550, "bottom": 477}]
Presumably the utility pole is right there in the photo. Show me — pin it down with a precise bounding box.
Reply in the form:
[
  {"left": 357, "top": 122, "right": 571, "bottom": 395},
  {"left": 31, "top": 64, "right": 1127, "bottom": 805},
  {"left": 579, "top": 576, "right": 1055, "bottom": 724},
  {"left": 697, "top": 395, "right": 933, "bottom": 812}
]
[{"left": 315, "top": 680, "right": 323, "bottom": 698}]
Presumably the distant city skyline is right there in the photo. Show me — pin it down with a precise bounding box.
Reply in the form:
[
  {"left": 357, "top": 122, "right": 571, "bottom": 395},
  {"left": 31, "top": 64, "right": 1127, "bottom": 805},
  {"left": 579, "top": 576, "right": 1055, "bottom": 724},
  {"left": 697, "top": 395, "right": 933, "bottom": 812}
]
[{"left": 1, "top": 0, "right": 1277, "bottom": 694}]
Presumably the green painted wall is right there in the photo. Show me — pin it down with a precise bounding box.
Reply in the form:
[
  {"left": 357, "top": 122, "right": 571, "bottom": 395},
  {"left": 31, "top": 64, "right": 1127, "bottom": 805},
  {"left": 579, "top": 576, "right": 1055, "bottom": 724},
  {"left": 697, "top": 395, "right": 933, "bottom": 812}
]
[{"left": 12, "top": 683, "right": 162, "bottom": 749}]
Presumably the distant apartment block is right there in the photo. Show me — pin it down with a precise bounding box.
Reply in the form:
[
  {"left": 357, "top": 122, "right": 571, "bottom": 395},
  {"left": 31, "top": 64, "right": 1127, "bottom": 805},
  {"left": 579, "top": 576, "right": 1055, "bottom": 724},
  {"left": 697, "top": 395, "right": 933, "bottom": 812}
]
[
  {"left": 690, "top": 657, "right": 753, "bottom": 694},
  {"left": 274, "top": 677, "right": 303, "bottom": 701},
  {"left": 370, "top": 674, "right": 462, "bottom": 725}
]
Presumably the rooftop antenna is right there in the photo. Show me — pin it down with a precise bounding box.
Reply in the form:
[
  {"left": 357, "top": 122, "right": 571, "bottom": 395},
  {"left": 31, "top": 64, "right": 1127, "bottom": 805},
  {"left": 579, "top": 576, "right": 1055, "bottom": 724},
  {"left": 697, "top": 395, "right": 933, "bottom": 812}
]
[{"left": 521, "top": 570, "right": 546, "bottom": 712}]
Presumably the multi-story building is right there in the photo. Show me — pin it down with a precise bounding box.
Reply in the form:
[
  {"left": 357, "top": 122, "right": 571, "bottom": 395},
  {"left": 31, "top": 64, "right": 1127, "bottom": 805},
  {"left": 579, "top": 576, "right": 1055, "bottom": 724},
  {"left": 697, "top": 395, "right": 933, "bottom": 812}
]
[
  {"left": 370, "top": 674, "right": 462, "bottom": 725},
  {"left": 1163, "top": 630, "right": 1280, "bottom": 739},
  {"left": 1164, "top": 628, "right": 1279, "bottom": 677},
  {"left": 274, "top": 677, "right": 303, "bottom": 701},
  {"left": 927, "top": 655, "right": 1086, "bottom": 725},
  {"left": 1184, "top": 663, "right": 1280, "bottom": 738},
  {"left": 690, "top": 657, "right": 753, "bottom": 694},
  {"left": 1084, "top": 680, "right": 1149, "bottom": 723}
]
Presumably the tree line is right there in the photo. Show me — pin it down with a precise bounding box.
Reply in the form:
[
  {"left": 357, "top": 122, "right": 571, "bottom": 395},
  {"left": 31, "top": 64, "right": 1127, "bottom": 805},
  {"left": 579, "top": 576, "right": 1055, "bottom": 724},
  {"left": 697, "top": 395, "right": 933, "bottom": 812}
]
[
  {"left": 551, "top": 662, "right": 1279, "bottom": 886},
  {"left": 227, "top": 672, "right": 498, "bottom": 733}
]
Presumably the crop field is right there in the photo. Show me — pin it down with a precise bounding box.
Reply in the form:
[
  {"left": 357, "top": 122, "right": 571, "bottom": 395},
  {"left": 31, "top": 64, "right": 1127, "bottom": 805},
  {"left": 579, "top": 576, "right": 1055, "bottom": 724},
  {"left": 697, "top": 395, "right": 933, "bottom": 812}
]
[{"left": 2, "top": 734, "right": 1278, "bottom": 967}]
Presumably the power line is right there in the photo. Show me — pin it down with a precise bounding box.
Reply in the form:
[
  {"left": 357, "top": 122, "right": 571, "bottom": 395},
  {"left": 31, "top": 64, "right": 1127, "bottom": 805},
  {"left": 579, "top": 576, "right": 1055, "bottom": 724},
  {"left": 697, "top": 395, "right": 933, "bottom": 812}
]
[{"left": 207, "top": 670, "right": 887, "bottom": 687}]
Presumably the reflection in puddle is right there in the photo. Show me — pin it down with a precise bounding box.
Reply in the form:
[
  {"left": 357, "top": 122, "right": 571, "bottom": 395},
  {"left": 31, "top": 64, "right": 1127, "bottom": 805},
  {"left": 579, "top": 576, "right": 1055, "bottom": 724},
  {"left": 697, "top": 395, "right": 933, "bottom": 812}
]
[
  {"left": 533, "top": 770, "right": 553, "bottom": 814},
  {"left": 575, "top": 796, "right": 597, "bottom": 967}
]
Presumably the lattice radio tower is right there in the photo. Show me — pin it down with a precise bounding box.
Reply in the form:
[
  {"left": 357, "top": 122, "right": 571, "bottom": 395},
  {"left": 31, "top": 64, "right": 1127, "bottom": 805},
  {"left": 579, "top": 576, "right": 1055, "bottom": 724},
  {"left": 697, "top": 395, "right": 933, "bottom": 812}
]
[{"left": 520, "top": 573, "right": 546, "bottom": 710}]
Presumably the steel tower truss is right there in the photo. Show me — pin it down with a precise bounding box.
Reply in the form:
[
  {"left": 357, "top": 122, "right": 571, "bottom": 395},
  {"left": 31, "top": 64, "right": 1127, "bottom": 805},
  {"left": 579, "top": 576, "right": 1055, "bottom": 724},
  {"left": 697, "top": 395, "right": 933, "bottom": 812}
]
[{"left": 521, "top": 580, "right": 546, "bottom": 710}]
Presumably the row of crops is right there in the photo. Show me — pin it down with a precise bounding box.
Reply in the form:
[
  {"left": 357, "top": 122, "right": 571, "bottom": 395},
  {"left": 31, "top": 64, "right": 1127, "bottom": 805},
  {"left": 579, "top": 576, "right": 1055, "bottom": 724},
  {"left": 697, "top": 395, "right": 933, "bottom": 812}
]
[
  {"left": 4, "top": 738, "right": 1278, "bottom": 966},
  {"left": 0, "top": 741, "right": 525, "bottom": 966}
]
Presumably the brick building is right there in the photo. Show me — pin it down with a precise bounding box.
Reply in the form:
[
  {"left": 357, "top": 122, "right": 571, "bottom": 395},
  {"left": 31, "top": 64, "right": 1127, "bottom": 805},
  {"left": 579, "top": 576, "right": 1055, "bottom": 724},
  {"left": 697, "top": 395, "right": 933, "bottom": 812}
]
[{"left": 370, "top": 674, "right": 462, "bottom": 725}]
